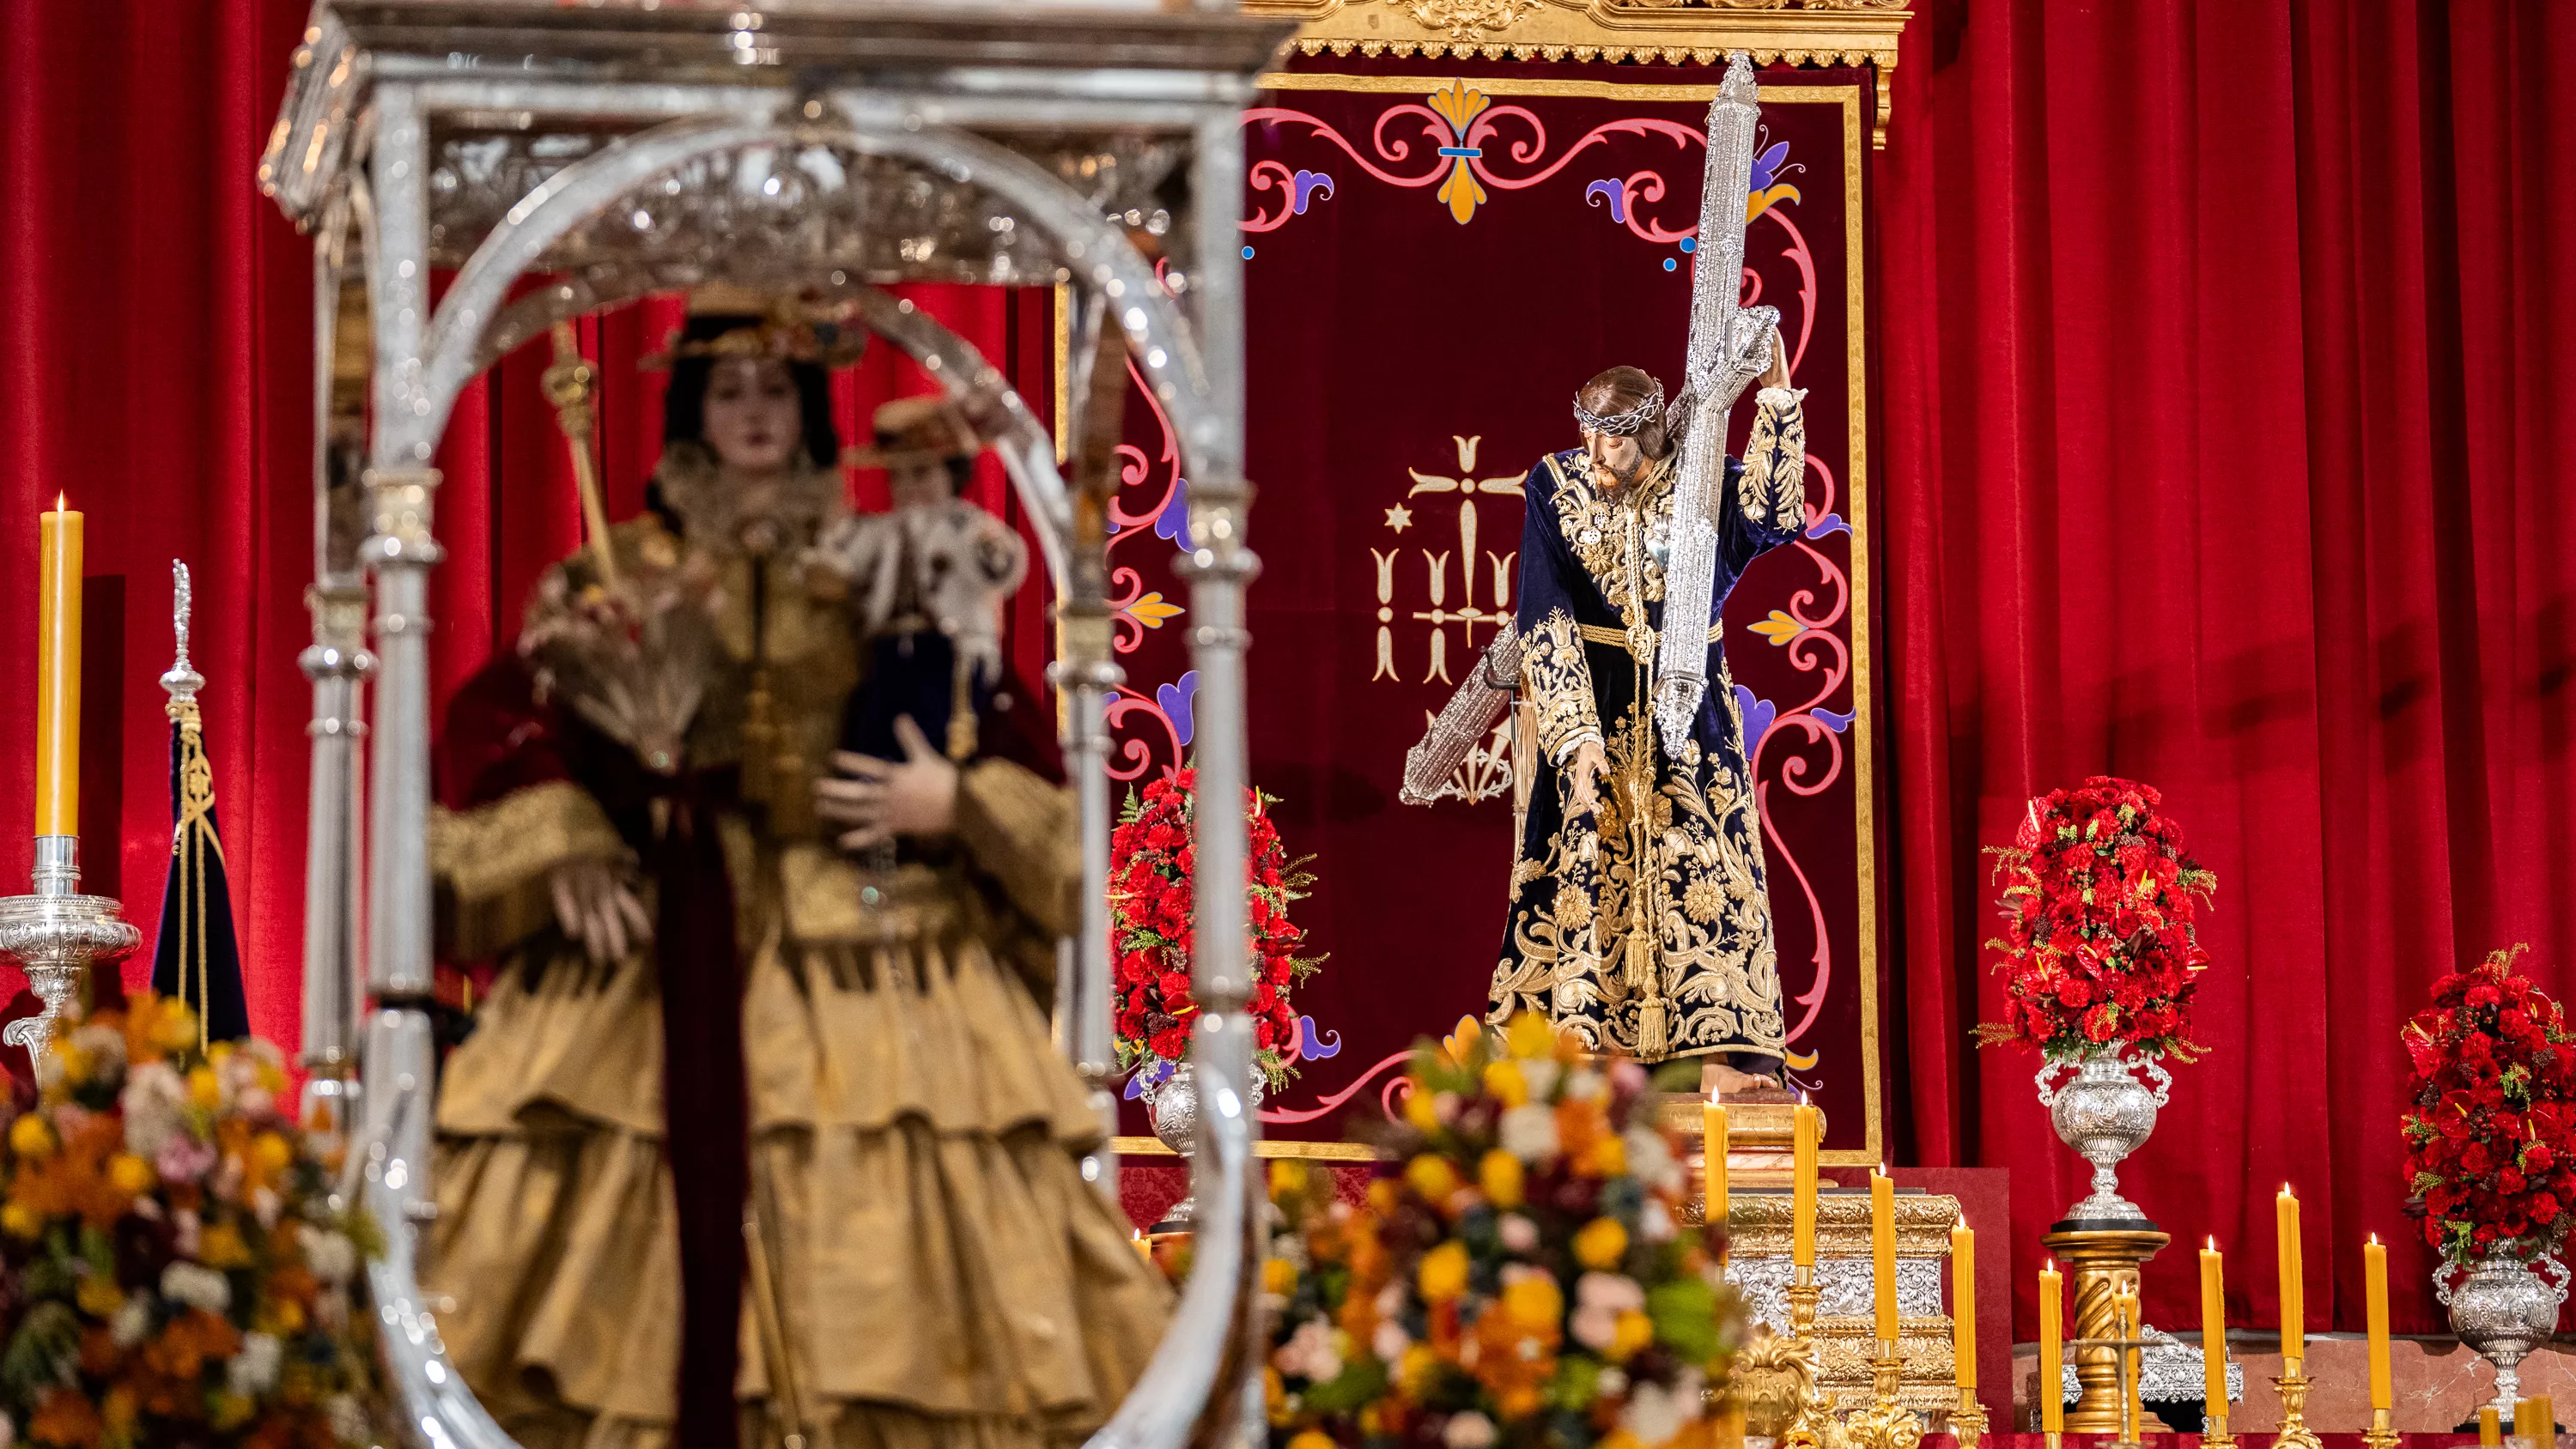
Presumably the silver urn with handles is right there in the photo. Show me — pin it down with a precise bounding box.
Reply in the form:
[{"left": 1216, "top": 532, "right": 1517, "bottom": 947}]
[
  {"left": 2036, "top": 1046, "right": 2173, "bottom": 1222},
  {"left": 2436, "top": 1249, "right": 2570, "bottom": 1414},
  {"left": 1141, "top": 1061, "right": 1264, "bottom": 1230}
]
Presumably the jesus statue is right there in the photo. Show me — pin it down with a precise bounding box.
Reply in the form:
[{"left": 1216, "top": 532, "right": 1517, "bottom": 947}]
[{"left": 1485, "top": 340, "right": 1806, "bottom": 1094}]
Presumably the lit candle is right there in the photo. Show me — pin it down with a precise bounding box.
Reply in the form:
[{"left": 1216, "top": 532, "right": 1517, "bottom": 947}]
[
  {"left": 34, "top": 496, "right": 81, "bottom": 839},
  {"left": 1704, "top": 1101, "right": 1728, "bottom": 1233},
  {"left": 2482, "top": 1406, "right": 2500, "bottom": 1446},
  {"left": 1951, "top": 1223, "right": 1976, "bottom": 1391},
  {"left": 2365, "top": 1233, "right": 2391, "bottom": 1410},
  {"left": 2199, "top": 1237, "right": 2227, "bottom": 1416},
  {"left": 2276, "top": 1184, "right": 2304, "bottom": 1363},
  {"left": 1871, "top": 1165, "right": 1898, "bottom": 1342},
  {"left": 1792, "top": 1097, "right": 1819, "bottom": 1267},
  {"left": 2039, "top": 1259, "right": 2064, "bottom": 1435}
]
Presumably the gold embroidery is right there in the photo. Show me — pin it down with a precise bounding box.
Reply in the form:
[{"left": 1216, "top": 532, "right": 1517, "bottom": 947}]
[
  {"left": 1520, "top": 607, "right": 1603, "bottom": 764},
  {"left": 430, "top": 780, "right": 629, "bottom": 962},
  {"left": 1545, "top": 451, "right": 1675, "bottom": 637},
  {"left": 1740, "top": 388, "right": 1807, "bottom": 535}
]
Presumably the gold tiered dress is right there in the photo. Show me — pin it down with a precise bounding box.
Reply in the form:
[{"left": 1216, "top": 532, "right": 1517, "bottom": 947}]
[{"left": 422, "top": 449, "right": 1169, "bottom": 1449}]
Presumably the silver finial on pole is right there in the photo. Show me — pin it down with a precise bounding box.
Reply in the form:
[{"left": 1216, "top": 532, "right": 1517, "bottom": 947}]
[{"left": 162, "top": 560, "right": 204, "bottom": 703}]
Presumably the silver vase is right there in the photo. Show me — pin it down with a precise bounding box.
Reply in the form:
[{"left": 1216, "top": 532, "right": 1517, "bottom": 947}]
[
  {"left": 2437, "top": 1250, "right": 2570, "bottom": 1414},
  {"left": 2034, "top": 1046, "right": 2172, "bottom": 1222},
  {"left": 1141, "top": 1060, "right": 1262, "bottom": 1230}
]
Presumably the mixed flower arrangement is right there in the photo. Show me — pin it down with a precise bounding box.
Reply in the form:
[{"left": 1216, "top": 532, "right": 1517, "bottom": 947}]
[
  {"left": 2402, "top": 946, "right": 2576, "bottom": 1262},
  {"left": 1110, "top": 769, "right": 1319, "bottom": 1093},
  {"left": 0, "top": 994, "right": 379, "bottom": 1447},
  {"left": 1973, "top": 775, "right": 2217, "bottom": 1061},
  {"left": 1261, "top": 1015, "right": 1740, "bottom": 1449}
]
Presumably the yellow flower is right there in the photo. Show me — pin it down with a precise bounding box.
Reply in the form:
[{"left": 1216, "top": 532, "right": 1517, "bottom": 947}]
[
  {"left": 199, "top": 1222, "right": 253, "bottom": 1270},
  {"left": 1481, "top": 1059, "right": 1528, "bottom": 1108},
  {"left": 1600, "top": 1430, "right": 1647, "bottom": 1449},
  {"left": 107, "top": 1154, "right": 155, "bottom": 1196},
  {"left": 50, "top": 1042, "right": 88, "bottom": 1087},
  {"left": 1398, "top": 1341, "right": 1441, "bottom": 1394},
  {"left": 1607, "top": 1308, "right": 1655, "bottom": 1362},
  {"left": 1405, "top": 1153, "right": 1461, "bottom": 1210},
  {"left": 153, "top": 1001, "right": 200, "bottom": 1053},
  {"left": 1504, "top": 1011, "right": 1558, "bottom": 1060},
  {"left": 209, "top": 1391, "right": 257, "bottom": 1432},
  {"left": 1289, "top": 1431, "right": 1336, "bottom": 1449},
  {"left": 76, "top": 1274, "right": 124, "bottom": 1318},
  {"left": 1418, "top": 1240, "right": 1471, "bottom": 1302},
  {"left": 1500, "top": 1271, "right": 1564, "bottom": 1331},
  {"left": 1441, "top": 1015, "right": 1483, "bottom": 1064},
  {"left": 9, "top": 1113, "right": 56, "bottom": 1161},
  {"left": 186, "top": 1065, "right": 222, "bottom": 1108},
  {"left": 250, "top": 1133, "right": 293, "bottom": 1173},
  {"left": 1403, "top": 1085, "right": 1443, "bottom": 1132},
  {"left": 1574, "top": 1216, "right": 1630, "bottom": 1270},
  {"left": 1263, "top": 1258, "right": 1299, "bottom": 1297},
  {"left": 1365, "top": 1179, "right": 1400, "bottom": 1214},
  {"left": 1, "top": 1202, "right": 40, "bottom": 1239},
  {"left": 1479, "top": 1149, "right": 1525, "bottom": 1210},
  {"left": 1270, "top": 1159, "right": 1310, "bottom": 1198},
  {"left": 1359, "top": 1405, "right": 1390, "bottom": 1439},
  {"left": 1581, "top": 1131, "right": 1627, "bottom": 1179}
]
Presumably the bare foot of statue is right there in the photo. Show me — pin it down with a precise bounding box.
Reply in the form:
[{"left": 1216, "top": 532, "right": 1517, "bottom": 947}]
[{"left": 1700, "top": 1058, "right": 1783, "bottom": 1097}]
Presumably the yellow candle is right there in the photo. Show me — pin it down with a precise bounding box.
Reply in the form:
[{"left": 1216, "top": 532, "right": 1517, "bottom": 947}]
[
  {"left": 2276, "top": 1185, "right": 2304, "bottom": 1362},
  {"left": 2482, "top": 1405, "right": 2500, "bottom": 1446},
  {"left": 2199, "top": 1238, "right": 2227, "bottom": 1416},
  {"left": 34, "top": 499, "right": 81, "bottom": 839},
  {"left": 2543, "top": 1395, "right": 2558, "bottom": 1449},
  {"left": 1951, "top": 1223, "right": 1976, "bottom": 1391},
  {"left": 1704, "top": 1102, "right": 1728, "bottom": 1232},
  {"left": 2118, "top": 1288, "right": 2145, "bottom": 1432},
  {"left": 2365, "top": 1234, "right": 2391, "bottom": 1410},
  {"left": 2518, "top": 1399, "right": 2539, "bottom": 1447},
  {"left": 1791, "top": 1099, "right": 1819, "bottom": 1267},
  {"left": 2039, "top": 1260, "right": 2064, "bottom": 1434},
  {"left": 1871, "top": 1166, "right": 1898, "bottom": 1342}
]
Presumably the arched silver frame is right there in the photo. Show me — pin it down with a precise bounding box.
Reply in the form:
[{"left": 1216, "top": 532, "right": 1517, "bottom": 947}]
[{"left": 267, "top": 9, "right": 1289, "bottom": 1446}]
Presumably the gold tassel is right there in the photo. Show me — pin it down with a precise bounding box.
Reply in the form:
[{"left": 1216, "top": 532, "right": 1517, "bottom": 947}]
[{"left": 1638, "top": 997, "right": 1669, "bottom": 1059}]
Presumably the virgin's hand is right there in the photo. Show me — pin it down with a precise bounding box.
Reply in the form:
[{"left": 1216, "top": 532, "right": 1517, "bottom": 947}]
[
  {"left": 1564, "top": 741, "right": 1608, "bottom": 813},
  {"left": 816, "top": 715, "right": 960, "bottom": 853},
  {"left": 550, "top": 858, "right": 651, "bottom": 965}
]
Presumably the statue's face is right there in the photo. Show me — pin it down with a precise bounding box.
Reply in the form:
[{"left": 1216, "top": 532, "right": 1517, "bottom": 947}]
[
  {"left": 1585, "top": 426, "right": 1643, "bottom": 482},
  {"left": 887, "top": 457, "right": 953, "bottom": 510},
  {"left": 702, "top": 357, "right": 802, "bottom": 476}
]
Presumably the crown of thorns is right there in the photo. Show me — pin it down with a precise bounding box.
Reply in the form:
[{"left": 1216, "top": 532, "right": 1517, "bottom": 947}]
[{"left": 1572, "top": 380, "right": 1664, "bottom": 437}]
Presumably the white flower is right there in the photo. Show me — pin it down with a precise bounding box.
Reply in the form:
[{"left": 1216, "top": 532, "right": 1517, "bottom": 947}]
[
  {"left": 1638, "top": 1198, "right": 1678, "bottom": 1245},
  {"left": 1498, "top": 1104, "right": 1559, "bottom": 1161},
  {"left": 1625, "top": 1126, "right": 1682, "bottom": 1193},
  {"left": 173, "top": 1209, "right": 202, "bottom": 1258},
  {"left": 70, "top": 1023, "right": 128, "bottom": 1086},
  {"left": 1621, "top": 1382, "right": 1688, "bottom": 1447},
  {"left": 300, "top": 1225, "right": 358, "bottom": 1285},
  {"left": 1597, "top": 1367, "right": 1630, "bottom": 1399},
  {"left": 1519, "top": 1058, "right": 1561, "bottom": 1101},
  {"left": 0, "top": 1410, "right": 15, "bottom": 1447},
  {"left": 228, "top": 1331, "right": 283, "bottom": 1397},
  {"left": 1443, "top": 1411, "right": 1498, "bottom": 1449},
  {"left": 1372, "top": 1319, "right": 1411, "bottom": 1364},
  {"left": 110, "top": 1294, "right": 151, "bottom": 1349},
  {"left": 327, "top": 1395, "right": 368, "bottom": 1445},
  {"left": 1571, "top": 1302, "right": 1621, "bottom": 1351},
  {"left": 1272, "top": 1318, "right": 1344, "bottom": 1384},
  {"left": 1562, "top": 1066, "right": 1609, "bottom": 1100},
  {"left": 1498, "top": 1214, "right": 1540, "bottom": 1254},
  {"left": 1375, "top": 1281, "right": 1406, "bottom": 1319},
  {"left": 251, "top": 1187, "right": 283, "bottom": 1231},
  {"left": 1572, "top": 1271, "right": 1645, "bottom": 1351},
  {"left": 161, "top": 1261, "right": 231, "bottom": 1314}
]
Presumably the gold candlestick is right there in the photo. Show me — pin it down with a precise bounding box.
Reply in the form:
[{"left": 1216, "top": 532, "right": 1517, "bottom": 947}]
[
  {"left": 1779, "top": 1264, "right": 1842, "bottom": 1449},
  {"left": 2360, "top": 1404, "right": 2399, "bottom": 1449},
  {"left": 2273, "top": 1361, "right": 2324, "bottom": 1449},
  {"left": 2202, "top": 1407, "right": 2238, "bottom": 1449},
  {"left": 1948, "top": 1385, "right": 1988, "bottom": 1449},
  {"left": 1843, "top": 1343, "right": 1923, "bottom": 1449}
]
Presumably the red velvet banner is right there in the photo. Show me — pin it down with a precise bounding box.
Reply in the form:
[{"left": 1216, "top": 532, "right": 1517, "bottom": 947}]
[{"left": 1110, "top": 59, "right": 1886, "bottom": 1158}]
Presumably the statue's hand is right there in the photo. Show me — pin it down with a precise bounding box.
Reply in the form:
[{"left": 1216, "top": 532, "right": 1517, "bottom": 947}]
[
  {"left": 1564, "top": 740, "right": 1608, "bottom": 814},
  {"left": 550, "top": 857, "right": 651, "bottom": 965},
  {"left": 817, "top": 716, "right": 961, "bottom": 852},
  {"left": 1759, "top": 330, "right": 1790, "bottom": 391}
]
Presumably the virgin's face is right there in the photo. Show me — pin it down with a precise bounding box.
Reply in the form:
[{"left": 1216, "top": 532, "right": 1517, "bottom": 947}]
[
  {"left": 701, "top": 358, "right": 802, "bottom": 476},
  {"left": 887, "top": 458, "right": 952, "bottom": 511}
]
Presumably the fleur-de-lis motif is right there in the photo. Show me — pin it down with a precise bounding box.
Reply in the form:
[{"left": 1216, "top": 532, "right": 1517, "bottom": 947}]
[{"left": 1426, "top": 81, "right": 1492, "bottom": 225}]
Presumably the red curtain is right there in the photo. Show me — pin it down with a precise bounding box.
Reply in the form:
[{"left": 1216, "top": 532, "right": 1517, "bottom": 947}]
[
  {"left": 1880, "top": 0, "right": 2576, "bottom": 1335},
  {"left": 0, "top": 1, "right": 1048, "bottom": 1058}
]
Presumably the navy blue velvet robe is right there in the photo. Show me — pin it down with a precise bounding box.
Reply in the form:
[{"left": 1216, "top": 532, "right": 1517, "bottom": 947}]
[{"left": 1486, "top": 390, "right": 1808, "bottom": 1063}]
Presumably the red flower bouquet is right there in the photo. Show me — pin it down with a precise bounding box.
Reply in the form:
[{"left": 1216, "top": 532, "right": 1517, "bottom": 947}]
[
  {"left": 2402, "top": 947, "right": 2576, "bottom": 1261},
  {"left": 1110, "top": 769, "right": 1320, "bottom": 1092},
  {"left": 1973, "top": 775, "right": 2217, "bottom": 1061}
]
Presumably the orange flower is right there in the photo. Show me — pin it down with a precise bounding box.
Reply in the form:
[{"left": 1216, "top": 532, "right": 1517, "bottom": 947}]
[
  {"left": 28, "top": 1387, "right": 103, "bottom": 1447},
  {"left": 107, "top": 1153, "right": 155, "bottom": 1196},
  {"left": 1557, "top": 1096, "right": 1609, "bottom": 1169}
]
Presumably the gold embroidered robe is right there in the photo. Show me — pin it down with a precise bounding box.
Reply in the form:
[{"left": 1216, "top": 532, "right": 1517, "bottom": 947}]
[{"left": 1486, "top": 388, "right": 1808, "bottom": 1064}]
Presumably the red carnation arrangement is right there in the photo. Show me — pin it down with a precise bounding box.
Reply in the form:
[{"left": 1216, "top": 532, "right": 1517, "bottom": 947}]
[
  {"left": 1110, "top": 769, "right": 1320, "bottom": 1092},
  {"left": 1973, "top": 775, "right": 2217, "bottom": 1061},
  {"left": 2402, "top": 947, "right": 2576, "bottom": 1261}
]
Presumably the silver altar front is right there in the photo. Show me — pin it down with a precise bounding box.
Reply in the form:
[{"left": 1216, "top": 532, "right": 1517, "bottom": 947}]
[{"left": 260, "top": 4, "right": 1296, "bottom": 1446}]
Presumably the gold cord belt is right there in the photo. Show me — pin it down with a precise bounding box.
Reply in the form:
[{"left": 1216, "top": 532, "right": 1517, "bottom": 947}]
[{"left": 1577, "top": 621, "right": 1722, "bottom": 661}]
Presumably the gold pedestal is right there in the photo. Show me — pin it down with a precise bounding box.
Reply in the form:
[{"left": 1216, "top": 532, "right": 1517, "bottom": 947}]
[
  {"left": 1662, "top": 1088, "right": 1814, "bottom": 1190},
  {"left": 2361, "top": 1405, "right": 2399, "bottom": 1449},
  {"left": 1948, "top": 1386, "right": 1988, "bottom": 1449},
  {"left": 2273, "top": 1363, "right": 2323, "bottom": 1449},
  {"left": 1841, "top": 1345, "right": 1923, "bottom": 1449},
  {"left": 2039, "top": 1223, "right": 2170, "bottom": 1434},
  {"left": 2203, "top": 1409, "right": 2237, "bottom": 1449}
]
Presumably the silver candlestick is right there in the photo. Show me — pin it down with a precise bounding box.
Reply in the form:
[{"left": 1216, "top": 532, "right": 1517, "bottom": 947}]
[{"left": 0, "top": 835, "right": 143, "bottom": 1052}]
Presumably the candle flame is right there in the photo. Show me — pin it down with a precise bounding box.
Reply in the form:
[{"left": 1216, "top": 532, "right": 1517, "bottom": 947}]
[
  {"left": 2208, "top": 1235, "right": 2218, "bottom": 1251},
  {"left": 2044, "top": 1258, "right": 2056, "bottom": 1273},
  {"left": 52, "top": 493, "right": 63, "bottom": 512},
  {"left": 2370, "top": 1231, "right": 2380, "bottom": 1246},
  {"left": 2281, "top": 1183, "right": 2295, "bottom": 1197}
]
